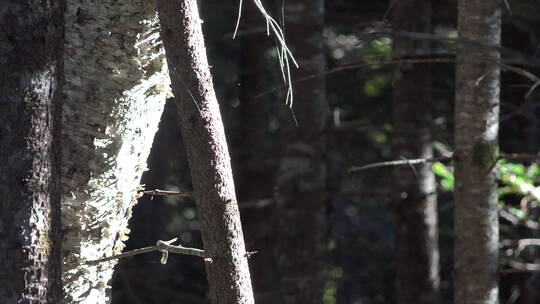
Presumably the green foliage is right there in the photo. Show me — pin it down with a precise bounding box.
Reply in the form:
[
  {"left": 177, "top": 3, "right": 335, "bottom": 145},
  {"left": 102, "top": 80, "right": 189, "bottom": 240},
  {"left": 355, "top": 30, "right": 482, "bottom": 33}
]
[
  {"left": 370, "top": 39, "right": 391, "bottom": 54},
  {"left": 498, "top": 161, "right": 540, "bottom": 202},
  {"left": 363, "top": 74, "right": 391, "bottom": 97},
  {"left": 363, "top": 39, "right": 392, "bottom": 68},
  {"left": 433, "top": 160, "right": 540, "bottom": 223},
  {"left": 432, "top": 162, "right": 455, "bottom": 191},
  {"left": 323, "top": 267, "right": 343, "bottom": 304}
]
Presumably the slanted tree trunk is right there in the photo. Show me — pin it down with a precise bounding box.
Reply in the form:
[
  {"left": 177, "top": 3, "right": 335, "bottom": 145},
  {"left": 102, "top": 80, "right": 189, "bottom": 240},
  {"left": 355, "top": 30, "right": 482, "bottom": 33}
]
[
  {"left": 0, "top": 1, "right": 65, "bottom": 302},
  {"left": 390, "top": 1, "right": 440, "bottom": 304},
  {"left": 154, "top": 0, "right": 255, "bottom": 303},
  {"left": 275, "top": 0, "right": 327, "bottom": 303},
  {"left": 60, "top": 1, "right": 170, "bottom": 303},
  {"left": 454, "top": 1, "right": 501, "bottom": 304}
]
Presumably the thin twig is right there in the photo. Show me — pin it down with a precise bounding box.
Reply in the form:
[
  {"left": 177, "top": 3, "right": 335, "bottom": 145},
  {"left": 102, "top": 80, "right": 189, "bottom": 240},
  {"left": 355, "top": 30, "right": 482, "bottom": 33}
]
[
  {"left": 515, "top": 238, "right": 540, "bottom": 248},
  {"left": 255, "top": 56, "right": 539, "bottom": 98},
  {"left": 500, "top": 153, "right": 540, "bottom": 163},
  {"left": 142, "top": 189, "right": 192, "bottom": 197},
  {"left": 499, "top": 209, "right": 540, "bottom": 230},
  {"left": 85, "top": 239, "right": 208, "bottom": 265},
  {"left": 500, "top": 260, "right": 540, "bottom": 274},
  {"left": 348, "top": 152, "right": 540, "bottom": 173},
  {"left": 361, "top": 31, "right": 540, "bottom": 64},
  {"left": 348, "top": 154, "right": 452, "bottom": 173},
  {"left": 500, "top": 268, "right": 540, "bottom": 274}
]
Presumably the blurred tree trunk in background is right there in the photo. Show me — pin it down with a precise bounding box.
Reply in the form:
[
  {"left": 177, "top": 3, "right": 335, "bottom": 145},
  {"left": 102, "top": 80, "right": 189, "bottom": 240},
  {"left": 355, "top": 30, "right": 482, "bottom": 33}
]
[
  {"left": 155, "top": 0, "right": 255, "bottom": 303},
  {"left": 390, "top": 1, "right": 440, "bottom": 304},
  {"left": 0, "top": 1, "right": 64, "bottom": 302},
  {"left": 276, "top": 0, "right": 327, "bottom": 303},
  {"left": 60, "top": 1, "right": 170, "bottom": 303},
  {"left": 454, "top": 1, "right": 501, "bottom": 303},
  {"left": 235, "top": 2, "right": 280, "bottom": 303}
]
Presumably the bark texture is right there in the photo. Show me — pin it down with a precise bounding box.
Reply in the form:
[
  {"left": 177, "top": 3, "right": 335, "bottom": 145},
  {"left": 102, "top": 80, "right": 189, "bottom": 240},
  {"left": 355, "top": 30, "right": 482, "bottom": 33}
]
[
  {"left": 454, "top": 1, "right": 501, "bottom": 304},
  {"left": 276, "top": 1, "right": 327, "bottom": 303},
  {"left": 60, "top": 1, "right": 170, "bottom": 303},
  {"left": 0, "top": 1, "right": 65, "bottom": 303},
  {"left": 390, "top": 1, "right": 440, "bottom": 304},
  {"left": 155, "top": 0, "right": 255, "bottom": 303}
]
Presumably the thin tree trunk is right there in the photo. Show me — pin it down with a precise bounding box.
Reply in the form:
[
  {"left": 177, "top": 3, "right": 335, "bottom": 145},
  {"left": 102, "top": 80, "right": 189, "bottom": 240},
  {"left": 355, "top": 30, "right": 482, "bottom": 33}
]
[
  {"left": 235, "top": 2, "right": 279, "bottom": 303},
  {"left": 154, "top": 1, "right": 255, "bottom": 303},
  {"left": 454, "top": 1, "right": 501, "bottom": 304},
  {"left": 0, "top": 1, "right": 65, "bottom": 303},
  {"left": 276, "top": 0, "right": 327, "bottom": 303},
  {"left": 60, "top": 1, "right": 170, "bottom": 303},
  {"left": 390, "top": 1, "right": 440, "bottom": 304}
]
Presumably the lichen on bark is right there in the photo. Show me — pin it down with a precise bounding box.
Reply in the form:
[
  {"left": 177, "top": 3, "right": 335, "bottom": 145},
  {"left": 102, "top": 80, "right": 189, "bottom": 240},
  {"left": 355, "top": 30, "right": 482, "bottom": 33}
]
[
  {"left": 471, "top": 141, "right": 499, "bottom": 170},
  {"left": 61, "top": 0, "right": 170, "bottom": 303}
]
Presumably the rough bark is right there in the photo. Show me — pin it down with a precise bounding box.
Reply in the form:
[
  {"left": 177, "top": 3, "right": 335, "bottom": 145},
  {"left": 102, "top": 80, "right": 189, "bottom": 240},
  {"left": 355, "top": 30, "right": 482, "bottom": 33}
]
[
  {"left": 275, "top": 1, "right": 327, "bottom": 303},
  {"left": 390, "top": 1, "right": 440, "bottom": 304},
  {"left": 154, "top": 0, "right": 255, "bottom": 303},
  {"left": 454, "top": 1, "right": 501, "bottom": 304},
  {"left": 0, "top": 1, "right": 65, "bottom": 303},
  {"left": 60, "top": 1, "right": 170, "bottom": 303}
]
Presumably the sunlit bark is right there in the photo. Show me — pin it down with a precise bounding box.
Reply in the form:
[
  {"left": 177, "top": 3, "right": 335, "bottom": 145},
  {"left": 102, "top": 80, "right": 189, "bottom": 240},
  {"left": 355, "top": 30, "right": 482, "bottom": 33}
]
[{"left": 60, "top": 1, "right": 170, "bottom": 302}]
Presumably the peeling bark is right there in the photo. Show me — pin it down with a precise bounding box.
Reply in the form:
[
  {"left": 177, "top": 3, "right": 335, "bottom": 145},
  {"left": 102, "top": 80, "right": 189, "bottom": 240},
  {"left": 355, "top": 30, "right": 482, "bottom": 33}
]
[
  {"left": 0, "top": 1, "right": 65, "bottom": 303},
  {"left": 454, "top": 1, "right": 501, "bottom": 304},
  {"left": 275, "top": 1, "right": 327, "bottom": 303},
  {"left": 155, "top": 0, "right": 255, "bottom": 303},
  {"left": 391, "top": 1, "right": 440, "bottom": 303},
  {"left": 60, "top": 1, "right": 170, "bottom": 303}
]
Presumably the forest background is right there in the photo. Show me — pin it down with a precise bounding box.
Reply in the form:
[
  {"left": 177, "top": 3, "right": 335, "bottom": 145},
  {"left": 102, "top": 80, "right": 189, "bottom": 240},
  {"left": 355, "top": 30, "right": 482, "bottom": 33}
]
[
  {"left": 110, "top": 0, "right": 540, "bottom": 303},
  {"left": 2, "top": 0, "right": 540, "bottom": 303}
]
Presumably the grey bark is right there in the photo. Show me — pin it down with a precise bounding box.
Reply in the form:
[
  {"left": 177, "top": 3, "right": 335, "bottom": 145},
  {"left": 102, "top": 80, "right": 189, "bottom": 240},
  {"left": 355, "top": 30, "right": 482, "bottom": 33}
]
[
  {"left": 390, "top": 1, "right": 440, "bottom": 304},
  {"left": 0, "top": 1, "right": 65, "bottom": 303},
  {"left": 454, "top": 1, "right": 501, "bottom": 304},
  {"left": 154, "top": 0, "right": 255, "bottom": 303},
  {"left": 60, "top": 1, "right": 170, "bottom": 303},
  {"left": 275, "top": 1, "right": 327, "bottom": 303}
]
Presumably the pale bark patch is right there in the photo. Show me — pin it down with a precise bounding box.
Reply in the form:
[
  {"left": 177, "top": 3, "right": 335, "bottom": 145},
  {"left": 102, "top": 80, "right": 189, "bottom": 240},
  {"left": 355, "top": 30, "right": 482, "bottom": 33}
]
[{"left": 61, "top": 1, "right": 170, "bottom": 303}]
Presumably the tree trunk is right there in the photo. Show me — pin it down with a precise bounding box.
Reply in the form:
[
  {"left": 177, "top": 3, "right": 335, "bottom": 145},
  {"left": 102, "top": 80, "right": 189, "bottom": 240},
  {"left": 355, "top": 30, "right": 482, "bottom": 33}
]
[
  {"left": 154, "top": 1, "right": 255, "bottom": 303},
  {"left": 454, "top": 1, "right": 501, "bottom": 304},
  {"left": 235, "top": 3, "right": 279, "bottom": 303},
  {"left": 60, "top": 1, "right": 170, "bottom": 303},
  {"left": 275, "top": 0, "right": 327, "bottom": 303},
  {"left": 0, "top": 1, "right": 65, "bottom": 303},
  {"left": 390, "top": 1, "right": 440, "bottom": 304}
]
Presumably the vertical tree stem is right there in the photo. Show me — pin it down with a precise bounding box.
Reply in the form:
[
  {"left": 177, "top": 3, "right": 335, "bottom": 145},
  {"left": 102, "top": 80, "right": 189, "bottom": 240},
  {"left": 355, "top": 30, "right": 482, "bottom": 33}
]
[
  {"left": 391, "top": 1, "right": 440, "bottom": 303},
  {"left": 454, "top": 1, "right": 501, "bottom": 303},
  {"left": 0, "top": 1, "right": 65, "bottom": 302},
  {"left": 276, "top": 1, "right": 327, "bottom": 303}
]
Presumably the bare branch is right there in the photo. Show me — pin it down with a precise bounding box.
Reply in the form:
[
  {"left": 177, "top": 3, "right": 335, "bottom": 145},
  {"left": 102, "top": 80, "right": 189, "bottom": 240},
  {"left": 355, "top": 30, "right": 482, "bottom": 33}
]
[
  {"left": 85, "top": 238, "right": 208, "bottom": 265},
  {"left": 348, "top": 153, "right": 453, "bottom": 173},
  {"left": 142, "top": 189, "right": 192, "bottom": 197},
  {"left": 499, "top": 209, "right": 540, "bottom": 230},
  {"left": 362, "top": 31, "right": 540, "bottom": 64},
  {"left": 500, "top": 153, "right": 540, "bottom": 162},
  {"left": 500, "top": 260, "right": 540, "bottom": 274},
  {"left": 515, "top": 238, "right": 540, "bottom": 248},
  {"left": 255, "top": 56, "right": 539, "bottom": 98},
  {"left": 349, "top": 152, "right": 540, "bottom": 173}
]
